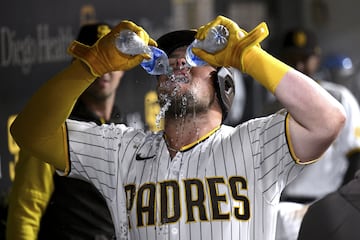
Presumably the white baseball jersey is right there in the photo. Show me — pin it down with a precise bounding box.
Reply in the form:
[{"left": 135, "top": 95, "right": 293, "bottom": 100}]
[
  {"left": 282, "top": 80, "right": 360, "bottom": 200},
  {"left": 65, "top": 109, "right": 305, "bottom": 240}
]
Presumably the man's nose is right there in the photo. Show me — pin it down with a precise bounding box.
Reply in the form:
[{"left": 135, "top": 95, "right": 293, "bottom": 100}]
[
  {"left": 177, "top": 57, "right": 187, "bottom": 66},
  {"left": 173, "top": 57, "right": 188, "bottom": 70}
]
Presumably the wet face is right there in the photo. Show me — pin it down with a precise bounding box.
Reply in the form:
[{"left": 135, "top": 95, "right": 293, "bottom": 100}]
[
  {"left": 85, "top": 70, "right": 124, "bottom": 101},
  {"left": 156, "top": 46, "right": 217, "bottom": 119}
]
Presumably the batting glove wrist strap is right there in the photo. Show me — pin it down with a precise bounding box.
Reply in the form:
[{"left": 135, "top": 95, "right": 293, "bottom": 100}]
[{"left": 243, "top": 47, "right": 292, "bottom": 93}]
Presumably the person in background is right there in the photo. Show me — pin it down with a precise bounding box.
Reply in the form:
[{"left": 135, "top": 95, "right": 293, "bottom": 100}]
[
  {"left": 9, "top": 16, "right": 345, "bottom": 240},
  {"left": 320, "top": 53, "right": 360, "bottom": 107},
  {"left": 267, "top": 28, "right": 360, "bottom": 240},
  {"left": 320, "top": 54, "right": 360, "bottom": 183},
  {"left": 297, "top": 169, "right": 360, "bottom": 239},
  {"left": 144, "top": 90, "right": 164, "bottom": 132},
  {"left": 6, "top": 22, "right": 133, "bottom": 240}
]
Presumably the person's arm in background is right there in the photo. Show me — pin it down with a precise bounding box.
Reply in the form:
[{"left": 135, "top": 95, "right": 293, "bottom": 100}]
[
  {"left": 6, "top": 150, "right": 55, "bottom": 240},
  {"left": 193, "top": 15, "right": 346, "bottom": 163},
  {"left": 335, "top": 85, "right": 360, "bottom": 184},
  {"left": 10, "top": 20, "right": 155, "bottom": 172}
]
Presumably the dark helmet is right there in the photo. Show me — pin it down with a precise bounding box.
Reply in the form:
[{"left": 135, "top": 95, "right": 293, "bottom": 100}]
[
  {"left": 70, "top": 22, "right": 112, "bottom": 64},
  {"left": 156, "top": 30, "right": 235, "bottom": 119},
  {"left": 281, "top": 28, "right": 321, "bottom": 65},
  {"left": 75, "top": 22, "right": 112, "bottom": 45},
  {"left": 282, "top": 28, "right": 321, "bottom": 55}
]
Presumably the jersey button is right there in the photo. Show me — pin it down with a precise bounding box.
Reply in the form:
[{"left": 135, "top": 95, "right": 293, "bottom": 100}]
[{"left": 171, "top": 228, "right": 178, "bottom": 235}]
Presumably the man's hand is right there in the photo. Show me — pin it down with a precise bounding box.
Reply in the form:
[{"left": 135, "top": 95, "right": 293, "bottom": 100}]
[
  {"left": 68, "top": 20, "right": 157, "bottom": 76},
  {"left": 193, "top": 15, "right": 268, "bottom": 72}
]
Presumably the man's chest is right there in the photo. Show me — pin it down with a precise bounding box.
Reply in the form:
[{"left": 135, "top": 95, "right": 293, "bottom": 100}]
[{"left": 123, "top": 150, "right": 253, "bottom": 228}]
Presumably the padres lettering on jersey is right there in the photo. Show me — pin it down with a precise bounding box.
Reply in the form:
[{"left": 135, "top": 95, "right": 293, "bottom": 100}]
[
  {"left": 125, "top": 176, "right": 250, "bottom": 227},
  {"left": 66, "top": 110, "right": 305, "bottom": 240}
]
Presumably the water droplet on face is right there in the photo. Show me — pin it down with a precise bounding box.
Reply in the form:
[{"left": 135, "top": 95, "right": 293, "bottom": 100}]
[
  {"left": 168, "top": 74, "right": 176, "bottom": 82},
  {"left": 178, "top": 96, "right": 188, "bottom": 118}
]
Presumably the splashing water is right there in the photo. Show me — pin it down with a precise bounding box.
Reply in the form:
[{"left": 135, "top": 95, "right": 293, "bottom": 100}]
[
  {"left": 155, "top": 85, "right": 181, "bottom": 128},
  {"left": 155, "top": 66, "right": 192, "bottom": 128},
  {"left": 156, "top": 95, "right": 171, "bottom": 128},
  {"left": 177, "top": 96, "right": 188, "bottom": 118}
]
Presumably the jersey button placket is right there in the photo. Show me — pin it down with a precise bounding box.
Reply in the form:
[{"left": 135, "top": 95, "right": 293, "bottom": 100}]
[
  {"left": 169, "top": 154, "right": 182, "bottom": 178},
  {"left": 156, "top": 224, "right": 169, "bottom": 240}
]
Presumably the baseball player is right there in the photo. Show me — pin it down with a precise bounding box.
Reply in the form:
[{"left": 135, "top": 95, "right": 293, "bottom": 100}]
[
  {"left": 10, "top": 16, "right": 345, "bottom": 240},
  {"left": 297, "top": 170, "right": 360, "bottom": 239}
]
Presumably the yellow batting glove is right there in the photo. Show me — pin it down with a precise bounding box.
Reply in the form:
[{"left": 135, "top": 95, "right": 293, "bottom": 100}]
[
  {"left": 193, "top": 15, "right": 268, "bottom": 71},
  {"left": 68, "top": 20, "right": 157, "bottom": 77},
  {"left": 194, "top": 15, "right": 290, "bottom": 93}
]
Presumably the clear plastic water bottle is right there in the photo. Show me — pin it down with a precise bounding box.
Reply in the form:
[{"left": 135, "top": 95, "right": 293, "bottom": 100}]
[
  {"left": 115, "top": 30, "right": 169, "bottom": 75},
  {"left": 185, "top": 25, "right": 229, "bottom": 67}
]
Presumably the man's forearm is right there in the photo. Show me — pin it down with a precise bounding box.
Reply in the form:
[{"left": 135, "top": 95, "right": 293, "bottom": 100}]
[{"left": 10, "top": 60, "right": 95, "bottom": 170}]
